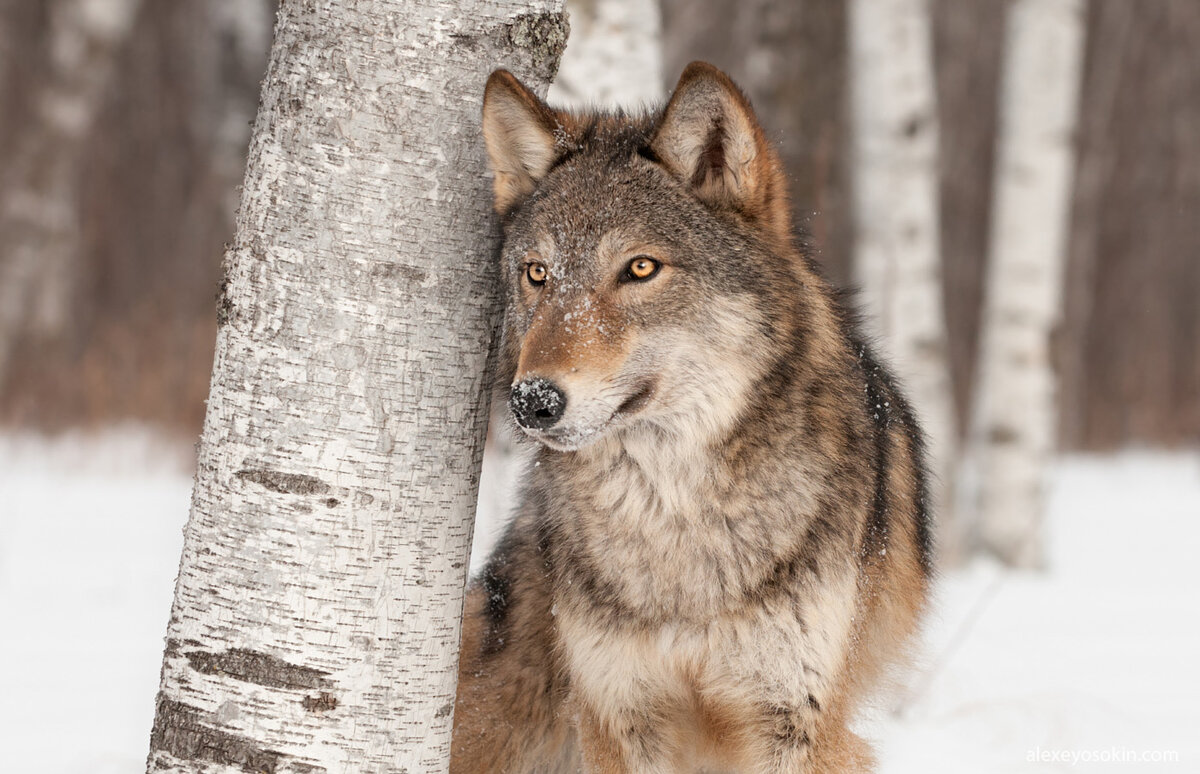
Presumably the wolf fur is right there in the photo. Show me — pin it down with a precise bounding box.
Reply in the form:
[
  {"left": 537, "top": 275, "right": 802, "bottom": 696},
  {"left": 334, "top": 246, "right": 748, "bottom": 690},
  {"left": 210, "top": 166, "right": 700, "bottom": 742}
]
[{"left": 451, "top": 62, "right": 932, "bottom": 773}]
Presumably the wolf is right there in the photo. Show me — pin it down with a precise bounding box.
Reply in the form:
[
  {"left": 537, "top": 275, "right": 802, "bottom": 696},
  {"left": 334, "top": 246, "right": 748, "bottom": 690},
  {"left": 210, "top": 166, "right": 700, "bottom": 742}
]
[{"left": 450, "top": 62, "right": 932, "bottom": 773}]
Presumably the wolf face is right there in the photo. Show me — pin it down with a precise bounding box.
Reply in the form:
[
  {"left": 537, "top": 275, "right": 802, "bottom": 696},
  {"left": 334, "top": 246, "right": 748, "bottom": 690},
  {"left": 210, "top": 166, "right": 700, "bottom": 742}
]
[{"left": 483, "top": 64, "right": 804, "bottom": 452}]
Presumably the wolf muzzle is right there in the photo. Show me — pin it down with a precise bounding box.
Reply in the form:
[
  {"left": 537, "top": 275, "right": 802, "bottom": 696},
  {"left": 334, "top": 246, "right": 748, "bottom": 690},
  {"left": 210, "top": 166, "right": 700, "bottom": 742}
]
[{"left": 510, "top": 377, "right": 567, "bottom": 430}]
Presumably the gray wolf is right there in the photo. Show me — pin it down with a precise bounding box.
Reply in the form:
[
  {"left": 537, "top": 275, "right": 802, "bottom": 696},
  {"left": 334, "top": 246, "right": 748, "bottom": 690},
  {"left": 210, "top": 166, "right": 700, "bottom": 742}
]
[{"left": 451, "top": 61, "right": 932, "bottom": 773}]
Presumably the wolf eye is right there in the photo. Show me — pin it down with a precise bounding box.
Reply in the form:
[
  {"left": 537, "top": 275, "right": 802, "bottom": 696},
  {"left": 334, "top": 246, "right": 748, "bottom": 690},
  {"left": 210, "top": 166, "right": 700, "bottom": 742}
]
[
  {"left": 623, "top": 256, "right": 661, "bottom": 282},
  {"left": 526, "top": 262, "right": 547, "bottom": 286}
]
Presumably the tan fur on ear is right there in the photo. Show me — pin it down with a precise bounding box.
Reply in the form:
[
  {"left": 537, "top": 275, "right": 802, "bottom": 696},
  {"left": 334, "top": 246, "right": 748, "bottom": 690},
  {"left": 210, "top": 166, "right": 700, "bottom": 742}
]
[
  {"left": 482, "top": 70, "right": 561, "bottom": 215},
  {"left": 651, "top": 62, "right": 791, "bottom": 240}
]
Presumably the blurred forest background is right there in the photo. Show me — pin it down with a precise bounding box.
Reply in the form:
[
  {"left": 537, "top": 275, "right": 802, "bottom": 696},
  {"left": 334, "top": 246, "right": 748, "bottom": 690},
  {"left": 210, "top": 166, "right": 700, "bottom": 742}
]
[
  {"left": 2, "top": 2, "right": 1198, "bottom": 769},
  {"left": 1, "top": 0, "right": 1195, "bottom": 452}
]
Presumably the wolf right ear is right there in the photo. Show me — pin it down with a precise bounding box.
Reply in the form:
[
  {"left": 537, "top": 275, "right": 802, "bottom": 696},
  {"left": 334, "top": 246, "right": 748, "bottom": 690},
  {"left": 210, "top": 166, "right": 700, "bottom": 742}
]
[
  {"left": 650, "top": 62, "right": 791, "bottom": 240},
  {"left": 481, "top": 70, "right": 562, "bottom": 216}
]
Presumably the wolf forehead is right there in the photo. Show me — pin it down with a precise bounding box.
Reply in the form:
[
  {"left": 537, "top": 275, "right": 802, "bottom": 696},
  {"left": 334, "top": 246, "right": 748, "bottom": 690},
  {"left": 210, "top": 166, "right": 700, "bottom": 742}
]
[
  {"left": 496, "top": 126, "right": 769, "bottom": 297},
  {"left": 501, "top": 117, "right": 699, "bottom": 250}
]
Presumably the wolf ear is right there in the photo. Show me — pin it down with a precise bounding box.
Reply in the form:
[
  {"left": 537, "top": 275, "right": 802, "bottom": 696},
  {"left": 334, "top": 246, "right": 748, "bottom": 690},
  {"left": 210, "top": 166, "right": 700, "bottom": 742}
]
[
  {"left": 650, "top": 62, "right": 790, "bottom": 238},
  {"left": 482, "top": 70, "right": 562, "bottom": 216}
]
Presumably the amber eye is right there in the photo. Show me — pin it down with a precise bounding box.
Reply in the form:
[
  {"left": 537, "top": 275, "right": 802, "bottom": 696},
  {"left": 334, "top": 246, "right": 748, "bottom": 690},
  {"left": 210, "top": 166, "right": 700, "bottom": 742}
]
[
  {"left": 623, "top": 256, "right": 661, "bottom": 282},
  {"left": 526, "top": 262, "right": 547, "bottom": 286}
]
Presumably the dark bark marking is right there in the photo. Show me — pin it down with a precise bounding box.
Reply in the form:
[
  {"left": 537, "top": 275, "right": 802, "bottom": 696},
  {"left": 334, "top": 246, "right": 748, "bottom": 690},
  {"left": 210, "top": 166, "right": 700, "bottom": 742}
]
[
  {"left": 290, "top": 765, "right": 328, "bottom": 774},
  {"left": 506, "top": 12, "right": 570, "bottom": 68},
  {"left": 235, "top": 468, "right": 331, "bottom": 496},
  {"left": 216, "top": 274, "right": 235, "bottom": 327},
  {"left": 434, "top": 701, "right": 454, "bottom": 718},
  {"left": 185, "top": 647, "right": 333, "bottom": 691},
  {"left": 452, "top": 12, "right": 569, "bottom": 83},
  {"left": 369, "top": 262, "right": 428, "bottom": 286},
  {"left": 150, "top": 697, "right": 321, "bottom": 773},
  {"left": 988, "top": 423, "right": 1020, "bottom": 444},
  {"left": 302, "top": 692, "right": 338, "bottom": 713}
]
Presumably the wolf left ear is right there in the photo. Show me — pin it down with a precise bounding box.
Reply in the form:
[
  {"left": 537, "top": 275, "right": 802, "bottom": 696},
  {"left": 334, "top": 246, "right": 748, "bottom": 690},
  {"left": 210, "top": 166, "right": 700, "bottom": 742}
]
[
  {"left": 650, "top": 62, "right": 791, "bottom": 239},
  {"left": 481, "top": 70, "right": 562, "bottom": 216}
]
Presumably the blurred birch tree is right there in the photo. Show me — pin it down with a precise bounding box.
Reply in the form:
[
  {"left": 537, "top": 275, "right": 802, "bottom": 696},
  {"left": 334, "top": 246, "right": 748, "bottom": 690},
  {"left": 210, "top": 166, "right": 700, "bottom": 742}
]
[
  {"left": 549, "top": 0, "right": 663, "bottom": 108},
  {"left": 970, "top": 0, "right": 1087, "bottom": 568}
]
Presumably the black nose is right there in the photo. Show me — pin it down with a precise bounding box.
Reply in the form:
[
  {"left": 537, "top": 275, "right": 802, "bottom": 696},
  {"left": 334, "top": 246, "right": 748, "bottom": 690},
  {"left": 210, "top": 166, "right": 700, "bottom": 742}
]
[{"left": 510, "top": 378, "right": 567, "bottom": 430}]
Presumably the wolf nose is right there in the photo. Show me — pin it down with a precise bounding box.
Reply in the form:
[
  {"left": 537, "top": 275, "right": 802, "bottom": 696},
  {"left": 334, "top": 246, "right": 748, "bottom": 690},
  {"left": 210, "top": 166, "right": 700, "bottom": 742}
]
[{"left": 510, "top": 378, "right": 567, "bottom": 430}]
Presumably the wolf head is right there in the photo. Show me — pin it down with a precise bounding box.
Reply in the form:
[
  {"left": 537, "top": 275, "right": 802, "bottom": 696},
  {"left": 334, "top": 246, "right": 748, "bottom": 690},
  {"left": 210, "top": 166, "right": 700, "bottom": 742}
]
[{"left": 482, "top": 62, "right": 814, "bottom": 452}]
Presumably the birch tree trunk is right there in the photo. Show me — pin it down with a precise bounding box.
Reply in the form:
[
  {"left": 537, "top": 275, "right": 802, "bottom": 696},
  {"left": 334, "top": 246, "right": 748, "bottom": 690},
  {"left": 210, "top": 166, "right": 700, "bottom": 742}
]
[
  {"left": 147, "top": 2, "right": 566, "bottom": 771},
  {"left": 548, "top": 0, "right": 663, "bottom": 108},
  {"left": 848, "top": 0, "right": 959, "bottom": 559},
  {"left": 0, "top": 0, "right": 142, "bottom": 385},
  {"left": 970, "top": 0, "right": 1085, "bottom": 568}
]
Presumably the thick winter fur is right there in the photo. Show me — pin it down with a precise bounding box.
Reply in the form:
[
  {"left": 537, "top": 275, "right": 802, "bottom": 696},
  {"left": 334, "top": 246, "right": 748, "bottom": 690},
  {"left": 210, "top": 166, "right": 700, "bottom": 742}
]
[{"left": 452, "top": 62, "right": 932, "bottom": 773}]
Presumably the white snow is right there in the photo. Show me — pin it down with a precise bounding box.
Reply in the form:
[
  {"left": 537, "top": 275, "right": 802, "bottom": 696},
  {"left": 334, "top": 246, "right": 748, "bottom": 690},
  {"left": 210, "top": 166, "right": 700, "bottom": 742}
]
[
  {"left": 1, "top": 428, "right": 1195, "bottom": 772},
  {"left": 0, "top": 428, "right": 192, "bottom": 774},
  {"left": 871, "top": 451, "right": 1200, "bottom": 772}
]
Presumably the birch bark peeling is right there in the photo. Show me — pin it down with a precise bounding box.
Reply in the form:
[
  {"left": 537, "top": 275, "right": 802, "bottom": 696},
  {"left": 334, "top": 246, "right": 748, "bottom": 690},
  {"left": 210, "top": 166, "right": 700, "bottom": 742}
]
[
  {"left": 849, "top": 0, "right": 958, "bottom": 557},
  {"left": 972, "top": 0, "right": 1085, "bottom": 568},
  {"left": 147, "top": 2, "right": 566, "bottom": 772}
]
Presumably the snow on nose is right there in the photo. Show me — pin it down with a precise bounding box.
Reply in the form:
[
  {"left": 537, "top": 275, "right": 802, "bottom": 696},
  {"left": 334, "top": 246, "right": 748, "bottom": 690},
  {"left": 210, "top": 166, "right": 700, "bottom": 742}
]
[{"left": 510, "top": 377, "right": 567, "bottom": 430}]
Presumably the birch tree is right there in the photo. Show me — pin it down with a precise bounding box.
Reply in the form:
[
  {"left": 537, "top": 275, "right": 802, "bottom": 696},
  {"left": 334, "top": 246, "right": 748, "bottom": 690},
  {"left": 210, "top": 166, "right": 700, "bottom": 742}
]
[
  {"left": 549, "top": 0, "right": 663, "bottom": 108},
  {"left": 848, "top": 0, "right": 959, "bottom": 558},
  {"left": 146, "top": 1, "right": 566, "bottom": 771},
  {"left": 970, "top": 0, "right": 1086, "bottom": 568}
]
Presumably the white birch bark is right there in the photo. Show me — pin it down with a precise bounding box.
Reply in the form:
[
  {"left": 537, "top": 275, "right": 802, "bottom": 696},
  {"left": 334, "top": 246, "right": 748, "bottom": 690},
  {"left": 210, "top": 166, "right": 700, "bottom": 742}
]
[
  {"left": 147, "top": 2, "right": 566, "bottom": 772},
  {"left": 848, "top": 0, "right": 959, "bottom": 559},
  {"left": 0, "top": 0, "right": 141, "bottom": 382},
  {"left": 548, "top": 0, "right": 663, "bottom": 108},
  {"left": 970, "top": 0, "right": 1086, "bottom": 568}
]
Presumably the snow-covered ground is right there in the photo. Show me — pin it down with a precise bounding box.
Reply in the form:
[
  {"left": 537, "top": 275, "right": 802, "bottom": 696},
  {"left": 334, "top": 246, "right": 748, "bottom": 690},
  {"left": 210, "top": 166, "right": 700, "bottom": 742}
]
[
  {"left": 1, "top": 428, "right": 1195, "bottom": 772},
  {"left": 872, "top": 452, "right": 1199, "bottom": 772}
]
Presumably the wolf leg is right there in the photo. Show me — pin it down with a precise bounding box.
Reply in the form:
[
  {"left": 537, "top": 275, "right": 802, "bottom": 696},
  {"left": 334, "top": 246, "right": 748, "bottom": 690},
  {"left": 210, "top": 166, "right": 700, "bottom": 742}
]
[
  {"left": 450, "top": 565, "right": 573, "bottom": 772},
  {"left": 576, "top": 704, "right": 679, "bottom": 774},
  {"left": 736, "top": 706, "right": 873, "bottom": 774},
  {"left": 805, "top": 722, "right": 874, "bottom": 774}
]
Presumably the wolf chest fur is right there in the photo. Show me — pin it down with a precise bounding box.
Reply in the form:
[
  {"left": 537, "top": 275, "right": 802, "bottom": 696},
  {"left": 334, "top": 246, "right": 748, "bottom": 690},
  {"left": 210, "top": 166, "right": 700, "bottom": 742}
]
[{"left": 451, "top": 62, "right": 932, "bottom": 773}]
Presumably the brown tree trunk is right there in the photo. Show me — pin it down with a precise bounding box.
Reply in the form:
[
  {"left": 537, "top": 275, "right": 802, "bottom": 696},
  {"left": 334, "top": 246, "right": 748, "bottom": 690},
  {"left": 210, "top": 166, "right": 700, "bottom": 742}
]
[{"left": 1061, "top": 0, "right": 1200, "bottom": 449}]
